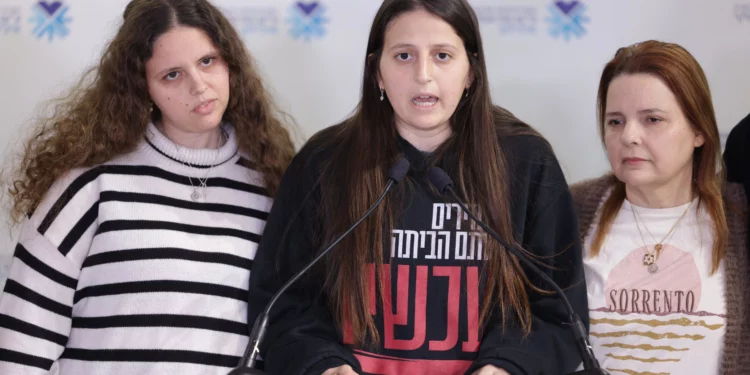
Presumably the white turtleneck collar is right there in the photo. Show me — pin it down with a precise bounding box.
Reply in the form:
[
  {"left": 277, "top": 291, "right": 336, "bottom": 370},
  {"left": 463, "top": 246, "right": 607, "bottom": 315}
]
[{"left": 144, "top": 122, "right": 239, "bottom": 167}]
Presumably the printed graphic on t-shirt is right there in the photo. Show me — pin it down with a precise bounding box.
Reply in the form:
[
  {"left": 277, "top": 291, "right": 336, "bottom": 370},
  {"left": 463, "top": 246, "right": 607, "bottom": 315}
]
[
  {"left": 343, "top": 203, "right": 489, "bottom": 375},
  {"left": 589, "top": 244, "right": 725, "bottom": 375}
]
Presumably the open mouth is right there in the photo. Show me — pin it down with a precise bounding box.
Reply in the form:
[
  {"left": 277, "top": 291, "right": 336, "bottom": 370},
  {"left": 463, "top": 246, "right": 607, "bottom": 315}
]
[
  {"left": 412, "top": 95, "right": 438, "bottom": 107},
  {"left": 194, "top": 99, "right": 216, "bottom": 114}
]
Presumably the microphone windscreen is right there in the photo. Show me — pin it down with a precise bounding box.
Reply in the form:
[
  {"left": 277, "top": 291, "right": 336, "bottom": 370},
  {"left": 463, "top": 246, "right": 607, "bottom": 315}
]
[
  {"left": 427, "top": 166, "right": 453, "bottom": 193},
  {"left": 388, "top": 157, "right": 410, "bottom": 183}
]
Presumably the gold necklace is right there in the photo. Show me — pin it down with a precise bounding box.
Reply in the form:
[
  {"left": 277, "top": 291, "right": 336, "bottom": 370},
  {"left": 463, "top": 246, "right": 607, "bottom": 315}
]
[{"left": 630, "top": 200, "right": 692, "bottom": 274}]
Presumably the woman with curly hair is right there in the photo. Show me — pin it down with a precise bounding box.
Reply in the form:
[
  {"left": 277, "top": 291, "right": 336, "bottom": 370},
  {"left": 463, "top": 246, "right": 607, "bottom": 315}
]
[{"left": 0, "top": 0, "right": 294, "bottom": 374}]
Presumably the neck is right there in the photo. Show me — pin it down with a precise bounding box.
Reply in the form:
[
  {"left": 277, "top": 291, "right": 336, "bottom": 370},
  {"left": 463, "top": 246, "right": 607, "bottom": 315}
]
[
  {"left": 625, "top": 174, "right": 695, "bottom": 209},
  {"left": 156, "top": 122, "right": 223, "bottom": 149},
  {"left": 395, "top": 122, "right": 452, "bottom": 152}
]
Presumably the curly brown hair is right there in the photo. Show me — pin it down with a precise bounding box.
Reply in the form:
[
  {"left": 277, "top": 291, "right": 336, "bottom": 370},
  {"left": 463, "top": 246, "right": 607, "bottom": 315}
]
[{"left": 5, "top": 0, "right": 295, "bottom": 223}]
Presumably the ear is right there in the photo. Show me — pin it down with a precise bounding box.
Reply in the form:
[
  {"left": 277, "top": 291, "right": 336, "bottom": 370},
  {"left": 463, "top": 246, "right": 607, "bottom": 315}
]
[{"left": 693, "top": 131, "right": 705, "bottom": 148}]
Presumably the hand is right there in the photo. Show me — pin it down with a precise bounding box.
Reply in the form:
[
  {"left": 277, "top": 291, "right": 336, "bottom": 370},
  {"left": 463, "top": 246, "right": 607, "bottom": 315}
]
[
  {"left": 321, "top": 365, "right": 358, "bottom": 375},
  {"left": 471, "top": 365, "right": 511, "bottom": 375}
]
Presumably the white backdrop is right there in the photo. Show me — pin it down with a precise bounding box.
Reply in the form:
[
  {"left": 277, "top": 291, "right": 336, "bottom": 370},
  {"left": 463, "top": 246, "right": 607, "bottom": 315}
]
[{"left": 1, "top": 0, "right": 749, "bottom": 285}]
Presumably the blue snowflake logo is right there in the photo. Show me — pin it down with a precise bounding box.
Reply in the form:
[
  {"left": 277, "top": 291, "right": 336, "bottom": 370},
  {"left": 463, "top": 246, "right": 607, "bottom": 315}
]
[
  {"left": 546, "top": 1, "right": 589, "bottom": 41},
  {"left": 30, "top": 1, "right": 71, "bottom": 42},
  {"left": 287, "top": 2, "right": 328, "bottom": 42}
]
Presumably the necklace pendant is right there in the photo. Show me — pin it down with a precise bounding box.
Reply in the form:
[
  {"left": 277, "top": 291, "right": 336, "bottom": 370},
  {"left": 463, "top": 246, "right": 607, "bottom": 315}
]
[
  {"left": 191, "top": 189, "right": 200, "bottom": 201},
  {"left": 648, "top": 263, "right": 659, "bottom": 274},
  {"left": 643, "top": 253, "right": 656, "bottom": 265}
]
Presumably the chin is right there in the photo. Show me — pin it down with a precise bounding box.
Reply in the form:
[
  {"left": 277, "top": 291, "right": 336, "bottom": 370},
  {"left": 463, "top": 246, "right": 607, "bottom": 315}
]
[
  {"left": 408, "top": 118, "right": 450, "bottom": 131},
  {"left": 196, "top": 117, "right": 224, "bottom": 130},
  {"left": 614, "top": 170, "right": 657, "bottom": 188}
]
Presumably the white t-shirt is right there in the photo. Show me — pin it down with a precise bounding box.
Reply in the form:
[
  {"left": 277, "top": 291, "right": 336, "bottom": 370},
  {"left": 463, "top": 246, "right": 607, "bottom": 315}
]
[{"left": 582, "top": 196, "right": 726, "bottom": 374}]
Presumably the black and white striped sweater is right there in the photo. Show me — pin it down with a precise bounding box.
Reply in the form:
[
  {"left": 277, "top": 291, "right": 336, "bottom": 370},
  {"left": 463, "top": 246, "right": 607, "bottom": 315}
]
[{"left": 0, "top": 123, "right": 270, "bottom": 375}]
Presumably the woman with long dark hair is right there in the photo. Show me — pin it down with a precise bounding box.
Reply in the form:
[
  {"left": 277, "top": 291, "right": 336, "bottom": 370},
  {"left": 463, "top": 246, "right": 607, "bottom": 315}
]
[{"left": 249, "top": 1, "right": 588, "bottom": 374}]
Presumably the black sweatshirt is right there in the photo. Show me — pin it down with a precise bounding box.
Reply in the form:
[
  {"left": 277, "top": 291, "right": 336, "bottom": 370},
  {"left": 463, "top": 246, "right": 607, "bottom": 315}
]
[{"left": 248, "top": 123, "right": 589, "bottom": 375}]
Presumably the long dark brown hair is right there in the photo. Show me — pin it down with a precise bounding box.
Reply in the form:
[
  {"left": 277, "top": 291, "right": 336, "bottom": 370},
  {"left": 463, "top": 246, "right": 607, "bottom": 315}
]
[
  {"left": 590, "top": 40, "right": 727, "bottom": 274},
  {"left": 6, "top": 0, "right": 295, "bottom": 222},
  {"left": 317, "top": 0, "right": 541, "bottom": 346}
]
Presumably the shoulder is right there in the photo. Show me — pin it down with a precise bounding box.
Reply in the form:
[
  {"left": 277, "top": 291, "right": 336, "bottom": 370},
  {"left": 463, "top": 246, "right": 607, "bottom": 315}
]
[
  {"left": 569, "top": 175, "right": 617, "bottom": 208},
  {"left": 491, "top": 106, "right": 572, "bottom": 185},
  {"left": 270, "top": 123, "right": 347, "bottom": 199},
  {"left": 25, "top": 163, "right": 105, "bottom": 239},
  {"left": 494, "top": 108, "right": 553, "bottom": 162},
  {"left": 500, "top": 132, "right": 555, "bottom": 164},
  {"left": 491, "top": 110, "right": 579, "bottom": 225},
  {"left": 494, "top": 113, "right": 560, "bottom": 181},
  {"left": 290, "top": 123, "right": 345, "bottom": 173},
  {"left": 493, "top": 112, "right": 573, "bottom": 222},
  {"left": 29, "top": 142, "right": 169, "bottom": 229}
]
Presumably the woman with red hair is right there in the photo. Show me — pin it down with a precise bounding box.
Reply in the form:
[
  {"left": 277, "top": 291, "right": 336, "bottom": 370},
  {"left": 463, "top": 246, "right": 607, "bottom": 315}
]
[{"left": 571, "top": 40, "right": 749, "bottom": 374}]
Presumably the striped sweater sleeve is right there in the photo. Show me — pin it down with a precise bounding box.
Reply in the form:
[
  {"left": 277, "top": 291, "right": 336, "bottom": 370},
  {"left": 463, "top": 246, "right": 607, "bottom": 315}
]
[{"left": 0, "top": 169, "right": 98, "bottom": 374}]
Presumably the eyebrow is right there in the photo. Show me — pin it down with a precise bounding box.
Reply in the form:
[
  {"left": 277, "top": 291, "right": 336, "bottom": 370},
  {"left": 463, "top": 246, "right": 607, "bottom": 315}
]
[
  {"left": 638, "top": 108, "right": 667, "bottom": 115},
  {"left": 388, "top": 42, "right": 459, "bottom": 50},
  {"left": 604, "top": 108, "right": 668, "bottom": 117}
]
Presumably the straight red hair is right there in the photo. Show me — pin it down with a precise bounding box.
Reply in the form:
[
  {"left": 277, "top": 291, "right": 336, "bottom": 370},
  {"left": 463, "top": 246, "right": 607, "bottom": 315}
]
[{"left": 590, "top": 40, "right": 727, "bottom": 274}]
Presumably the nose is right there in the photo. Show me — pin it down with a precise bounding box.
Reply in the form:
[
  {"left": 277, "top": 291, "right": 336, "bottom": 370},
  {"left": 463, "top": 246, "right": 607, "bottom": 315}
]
[
  {"left": 620, "top": 120, "right": 642, "bottom": 146},
  {"left": 189, "top": 70, "right": 208, "bottom": 96},
  {"left": 414, "top": 55, "right": 433, "bottom": 85}
]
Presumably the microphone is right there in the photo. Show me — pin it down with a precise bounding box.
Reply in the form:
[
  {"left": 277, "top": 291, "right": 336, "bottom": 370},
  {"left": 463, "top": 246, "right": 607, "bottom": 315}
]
[
  {"left": 228, "top": 158, "right": 411, "bottom": 375},
  {"left": 426, "top": 167, "right": 609, "bottom": 375}
]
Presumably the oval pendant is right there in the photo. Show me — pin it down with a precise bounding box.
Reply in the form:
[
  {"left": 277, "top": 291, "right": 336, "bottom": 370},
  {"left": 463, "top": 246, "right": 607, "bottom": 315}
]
[
  {"left": 648, "top": 263, "right": 658, "bottom": 274},
  {"left": 191, "top": 190, "right": 200, "bottom": 201}
]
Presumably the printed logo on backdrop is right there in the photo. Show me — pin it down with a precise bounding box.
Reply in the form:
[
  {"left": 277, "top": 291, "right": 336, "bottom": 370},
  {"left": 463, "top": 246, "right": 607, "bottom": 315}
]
[
  {"left": 223, "top": 6, "right": 279, "bottom": 35},
  {"left": 287, "top": 2, "right": 328, "bottom": 42},
  {"left": 474, "top": 5, "right": 537, "bottom": 35},
  {"left": 545, "top": 1, "right": 590, "bottom": 41},
  {"left": 736, "top": 3, "right": 750, "bottom": 22},
  {"left": 0, "top": 7, "right": 22, "bottom": 34},
  {"left": 30, "top": 1, "right": 71, "bottom": 41}
]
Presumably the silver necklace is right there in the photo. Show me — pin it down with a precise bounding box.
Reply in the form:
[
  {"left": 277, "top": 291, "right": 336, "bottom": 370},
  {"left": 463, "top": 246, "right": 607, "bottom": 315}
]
[{"left": 175, "top": 129, "right": 226, "bottom": 201}]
